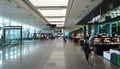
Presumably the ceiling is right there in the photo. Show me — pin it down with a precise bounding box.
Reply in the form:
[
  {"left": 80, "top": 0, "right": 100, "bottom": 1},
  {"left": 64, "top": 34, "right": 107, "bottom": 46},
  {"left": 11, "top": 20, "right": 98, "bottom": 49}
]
[
  {"left": 2, "top": 0, "right": 104, "bottom": 30},
  {"left": 22, "top": 0, "right": 68, "bottom": 28},
  {"left": 65, "top": 0, "right": 103, "bottom": 26}
]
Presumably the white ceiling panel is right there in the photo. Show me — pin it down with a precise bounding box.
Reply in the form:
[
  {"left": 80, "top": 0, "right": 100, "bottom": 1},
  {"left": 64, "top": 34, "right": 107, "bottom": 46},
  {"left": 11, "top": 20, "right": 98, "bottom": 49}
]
[
  {"left": 38, "top": 9, "right": 67, "bottom": 16},
  {"left": 46, "top": 18, "right": 65, "bottom": 21},
  {"left": 49, "top": 22, "right": 64, "bottom": 24},
  {"left": 29, "top": 0, "right": 68, "bottom": 6},
  {"left": 56, "top": 24, "right": 64, "bottom": 27}
]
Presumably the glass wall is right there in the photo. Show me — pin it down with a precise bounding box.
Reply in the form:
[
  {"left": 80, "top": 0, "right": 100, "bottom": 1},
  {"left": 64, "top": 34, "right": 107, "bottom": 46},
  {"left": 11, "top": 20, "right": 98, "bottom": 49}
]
[
  {"left": 0, "top": 16, "right": 41, "bottom": 38},
  {"left": 0, "top": 0, "right": 42, "bottom": 47}
]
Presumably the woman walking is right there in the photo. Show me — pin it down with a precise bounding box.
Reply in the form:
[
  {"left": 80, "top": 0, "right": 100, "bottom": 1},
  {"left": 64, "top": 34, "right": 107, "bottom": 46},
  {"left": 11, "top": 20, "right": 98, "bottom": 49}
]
[{"left": 82, "top": 37, "right": 91, "bottom": 64}]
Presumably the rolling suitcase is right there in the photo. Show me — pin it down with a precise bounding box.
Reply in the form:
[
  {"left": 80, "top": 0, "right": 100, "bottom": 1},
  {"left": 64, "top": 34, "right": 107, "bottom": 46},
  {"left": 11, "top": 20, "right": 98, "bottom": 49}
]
[
  {"left": 117, "top": 55, "right": 120, "bottom": 66},
  {"left": 111, "top": 53, "right": 117, "bottom": 65}
]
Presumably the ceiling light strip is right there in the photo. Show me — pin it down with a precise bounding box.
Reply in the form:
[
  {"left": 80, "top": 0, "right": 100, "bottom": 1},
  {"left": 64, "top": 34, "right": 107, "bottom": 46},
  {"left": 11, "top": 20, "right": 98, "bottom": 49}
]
[
  {"left": 50, "top": 23, "right": 64, "bottom": 24},
  {"left": 36, "top": 6, "right": 67, "bottom": 9},
  {"left": 38, "top": 9, "right": 67, "bottom": 16},
  {"left": 46, "top": 18, "right": 65, "bottom": 21},
  {"left": 45, "top": 16, "right": 65, "bottom": 18},
  {"left": 29, "top": 0, "right": 68, "bottom": 6},
  {"left": 49, "top": 21, "right": 65, "bottom": 22}
]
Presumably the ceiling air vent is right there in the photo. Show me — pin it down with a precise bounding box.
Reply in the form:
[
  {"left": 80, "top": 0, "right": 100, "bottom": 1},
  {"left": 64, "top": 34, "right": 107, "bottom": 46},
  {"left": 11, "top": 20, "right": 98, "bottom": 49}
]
[
  {"left": 8, "top": 0, "right": 12, "bottom": 2},
  {"left": 16, "top": 6, "right": 21, "bottom": 9},
  {"left": 82, "top": 10, "right": 85, "bottom": 12},
  {"left": 85, "top": 5, "right": 89, "bottom": 8},
  {"left": 91, "top": 0, "right": 94, "bottom": 2}
]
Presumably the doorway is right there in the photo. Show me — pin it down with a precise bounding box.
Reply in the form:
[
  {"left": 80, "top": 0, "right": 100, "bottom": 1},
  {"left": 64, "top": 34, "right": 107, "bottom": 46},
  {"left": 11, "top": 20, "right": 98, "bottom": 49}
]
[{"left": 3, "top": 26, "right": 22, "bottom": 45}]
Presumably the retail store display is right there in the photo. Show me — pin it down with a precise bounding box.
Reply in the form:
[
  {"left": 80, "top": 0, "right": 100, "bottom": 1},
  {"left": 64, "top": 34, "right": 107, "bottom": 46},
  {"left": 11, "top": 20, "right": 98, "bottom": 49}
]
[
  {"left": 93, "top": 34, "right": 120, "bottom": 44},
  {"left": 93, "top": 34, "right": 120, "bottom": 55}
]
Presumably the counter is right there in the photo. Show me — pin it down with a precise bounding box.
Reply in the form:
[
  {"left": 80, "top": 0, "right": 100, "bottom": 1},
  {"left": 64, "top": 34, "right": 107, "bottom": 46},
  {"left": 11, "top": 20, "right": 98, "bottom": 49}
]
[{"left": 94, "top": 43, "right": 120, "bottom": 55}]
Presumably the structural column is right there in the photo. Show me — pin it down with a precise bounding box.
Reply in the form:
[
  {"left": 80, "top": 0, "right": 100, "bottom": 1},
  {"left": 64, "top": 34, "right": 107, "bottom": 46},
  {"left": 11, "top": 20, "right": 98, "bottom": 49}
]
[
  {"left": 106, "top": 24, "right": 112, "bottom": 37},
  {"left": 88, "top": 24, "right": 92, "bottom": 35},
  {"left": 84, "top": 26, "right": 86, "bottom": 37},
  {"left": 95, "top": 25, "right": 99, "bottom": 34}
]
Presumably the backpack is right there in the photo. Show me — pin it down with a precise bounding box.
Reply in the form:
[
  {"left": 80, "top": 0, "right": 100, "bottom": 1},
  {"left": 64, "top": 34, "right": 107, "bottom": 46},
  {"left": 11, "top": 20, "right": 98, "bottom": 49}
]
[{"left": 82, "top": 40, "right": 91, "bottom": 54}]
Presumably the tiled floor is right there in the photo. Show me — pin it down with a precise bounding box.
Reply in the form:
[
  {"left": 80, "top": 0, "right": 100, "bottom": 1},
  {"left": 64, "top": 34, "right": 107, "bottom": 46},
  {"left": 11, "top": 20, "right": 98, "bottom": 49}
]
[{"left": 0, "top": 38, "right": 119, "bottom": 69}]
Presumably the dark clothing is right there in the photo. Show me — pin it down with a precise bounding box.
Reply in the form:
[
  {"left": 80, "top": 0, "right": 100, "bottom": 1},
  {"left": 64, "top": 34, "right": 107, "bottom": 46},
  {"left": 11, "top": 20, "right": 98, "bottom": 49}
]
[
  {"left": 84, "top": 51, "right": 89, "bottom": 61},
  {"left": 80, "top": 40, "right": 84, "bottom": 46},
  {"left": 74, "top": 38, "right": 79, "bottom": 43},
  {"left": 63, "top": 36, "right": 67, "bottom": 42},
  {"left": 82, "top": 40, "right": 89, "bottom": 52},
  {"left": 82, "top": 39, "right": 91, "bottom": 61}
]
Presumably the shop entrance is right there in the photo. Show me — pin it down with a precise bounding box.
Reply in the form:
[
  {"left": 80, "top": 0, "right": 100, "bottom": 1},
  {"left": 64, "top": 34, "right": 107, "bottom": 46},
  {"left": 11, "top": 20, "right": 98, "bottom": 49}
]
[{"left": 2, "top": 26, "right": 22, "bottom": 47}]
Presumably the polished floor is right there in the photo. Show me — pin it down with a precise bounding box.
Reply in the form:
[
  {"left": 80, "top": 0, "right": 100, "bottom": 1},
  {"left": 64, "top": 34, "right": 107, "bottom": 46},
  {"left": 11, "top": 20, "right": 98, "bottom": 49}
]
[{"left": 0, "top": 38, "right": 119, "bottom": 69}]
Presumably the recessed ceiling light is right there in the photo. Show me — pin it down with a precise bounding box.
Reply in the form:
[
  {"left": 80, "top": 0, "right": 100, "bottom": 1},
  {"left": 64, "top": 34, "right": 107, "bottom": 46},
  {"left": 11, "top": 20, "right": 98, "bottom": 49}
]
[
  {"left": 50, "top": 21, "right": 64, "bottom": 24},
  {"left": 46, "top": 18, "right": 65, "bottom": 21},
  {"left": 28, "top": 0, "right": 68, "bottom": 27},
  {"left": 29, "top": 0, "right": 68, "bottom": 6},
  {"left": 56, "top": 24, "right": 64, "bottom": 27},
  {"left": 38, "top": 9, "right": 67, "bottom": 16},
  {"left": 46, "top": 16, "right": 65, "bottom": 18},
  {"left": 39, "top": 8, "right": 64, "bottom": 10},
  {"left": 49, "top": 21, "right": 64, "bottom": 23}
]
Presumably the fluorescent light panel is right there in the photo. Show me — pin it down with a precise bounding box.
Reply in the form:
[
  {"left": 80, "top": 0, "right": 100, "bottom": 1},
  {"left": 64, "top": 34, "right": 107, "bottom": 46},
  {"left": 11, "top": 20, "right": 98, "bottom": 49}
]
[
  {"left": 56, "top": 24, "right": 64, "bottom": 27},
  {"left": 38, "top": 7, "right": 67, "bottom": 10},
  {"left": 49, "top": 21, "right": 64, "bottom": 23},
  {"left": 38, "top": 9, "right": 67, "bottom": 16},
  {"left": 50, "top": 22, "right": 64, "bottom": 24},
  {"left": 29, "top": 0, "right": 68, "bottom": 6},
  {"left": 46, "top": 16, "right": 65, "bottom": 18},
  {"left": 46, "top": 18, "right": 65, "bottom": 21}
]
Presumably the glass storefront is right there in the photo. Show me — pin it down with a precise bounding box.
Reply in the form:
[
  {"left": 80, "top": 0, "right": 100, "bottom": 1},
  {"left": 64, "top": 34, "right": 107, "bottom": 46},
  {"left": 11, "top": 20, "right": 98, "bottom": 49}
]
[
  {"left": 112, "top": 21, "right": 120, "bottom": 36},
  {"left": 87, "top": 5, "right": 120, "bottom": 37}
]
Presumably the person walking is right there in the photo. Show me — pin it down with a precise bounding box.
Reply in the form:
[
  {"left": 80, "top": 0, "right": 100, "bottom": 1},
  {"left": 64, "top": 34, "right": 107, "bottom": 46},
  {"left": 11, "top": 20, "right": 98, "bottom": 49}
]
[{"left": 82, "top": 37, "right": 91, "bottom": 64}]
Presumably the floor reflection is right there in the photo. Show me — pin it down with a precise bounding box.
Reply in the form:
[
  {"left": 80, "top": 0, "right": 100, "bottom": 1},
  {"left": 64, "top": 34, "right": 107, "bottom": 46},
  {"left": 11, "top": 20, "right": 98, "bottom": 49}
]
[{"left": 0, "top": 41, "right": 38, "bottom": 64}]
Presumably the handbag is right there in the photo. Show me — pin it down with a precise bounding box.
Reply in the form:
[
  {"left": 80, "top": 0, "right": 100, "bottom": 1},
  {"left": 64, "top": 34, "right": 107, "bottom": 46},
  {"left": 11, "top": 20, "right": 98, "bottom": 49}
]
[{"left": 86, "top": 48, "right": 92, "bottom": 54}]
